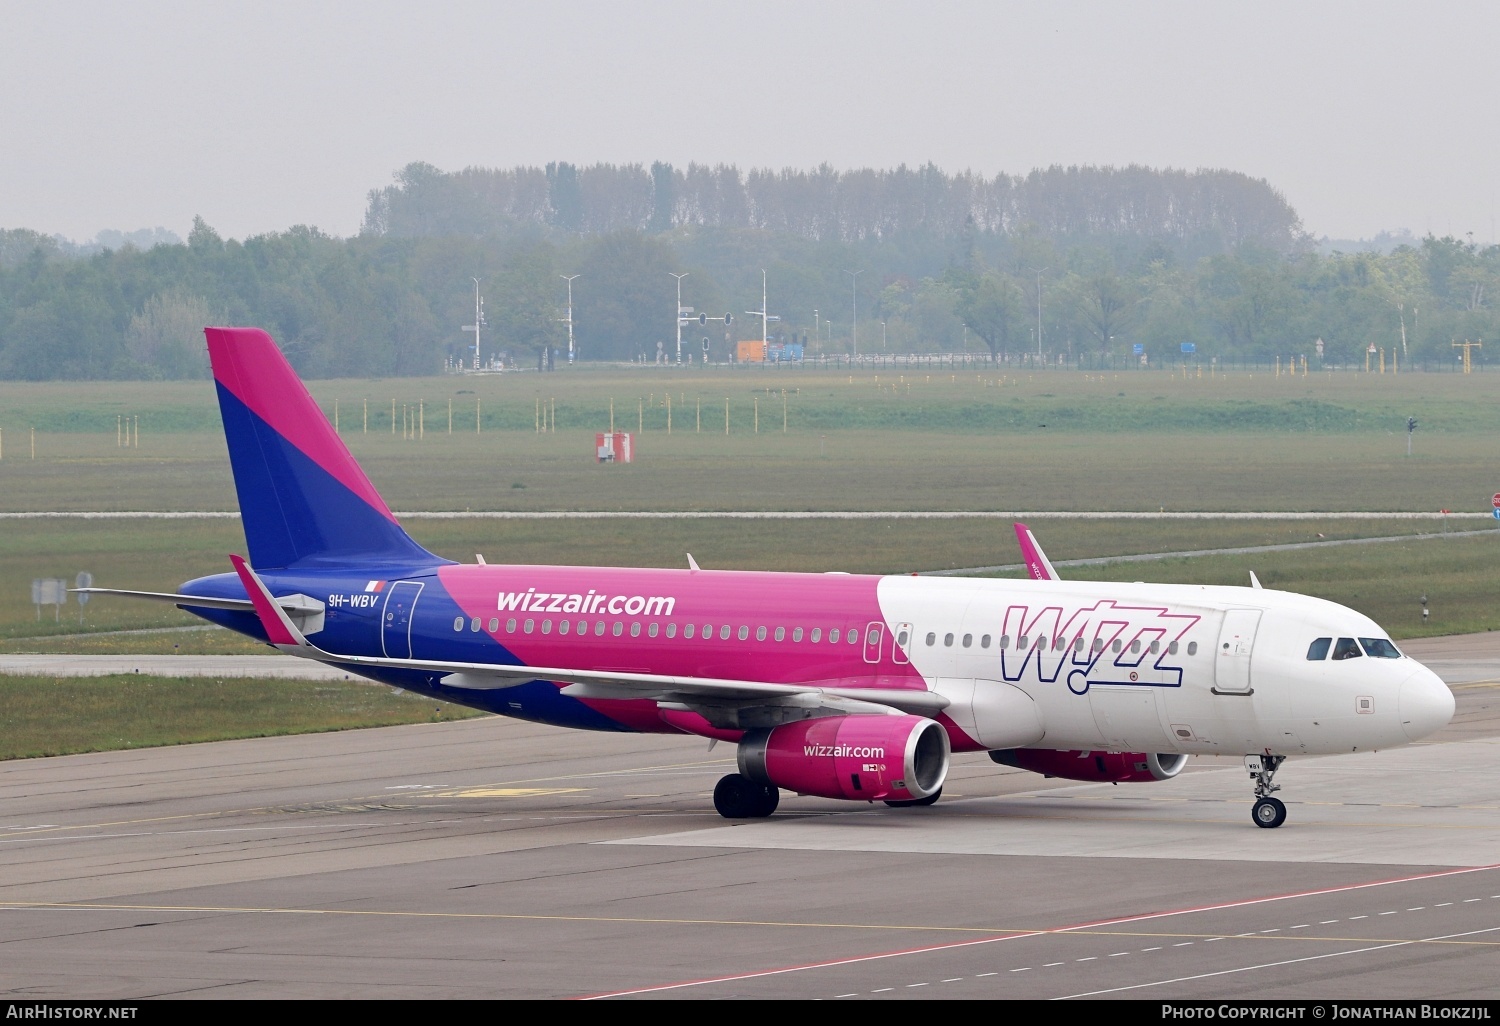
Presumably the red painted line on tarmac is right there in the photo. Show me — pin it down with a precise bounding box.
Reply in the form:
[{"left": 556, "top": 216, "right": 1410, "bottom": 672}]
[{"left": 578, "top": 861, "right": 1500, "bottom": 998}]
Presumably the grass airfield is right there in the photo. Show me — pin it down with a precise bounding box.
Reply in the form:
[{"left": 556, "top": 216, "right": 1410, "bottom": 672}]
[{"left": 2, "top": 362, "right": 1498, "bottom": 755}]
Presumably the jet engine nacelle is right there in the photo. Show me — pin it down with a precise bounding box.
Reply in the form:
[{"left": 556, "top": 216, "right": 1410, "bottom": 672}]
[
  {"left": 989, "top": 748, "right": 1188, "bottom": 783},
  {"left": 739, "top": 714, "right": 950, "bottom": 802}
]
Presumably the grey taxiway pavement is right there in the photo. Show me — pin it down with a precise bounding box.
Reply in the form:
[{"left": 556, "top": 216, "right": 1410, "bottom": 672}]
[{"left": 0, "top": 634, "right": 1497, "bottom": 1000}]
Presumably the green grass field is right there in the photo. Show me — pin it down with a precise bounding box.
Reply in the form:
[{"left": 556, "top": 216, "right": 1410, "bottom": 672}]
[
  {"left": 0, "top": 673, "right": 480, "bottom": 759},
  {"left": 3, "top": 364, "right": 1498, "bottom": 757}
]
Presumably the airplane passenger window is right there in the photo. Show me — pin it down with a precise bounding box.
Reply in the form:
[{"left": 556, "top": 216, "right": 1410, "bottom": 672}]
[
  {"left": 507, "top": 618, "right": 517, "bottom": 633},
  {"left": 685, "top": 624, "right": 695, "bottom": 638},
  {"left": 944, "top": 633, "right": 954, "bottom": 647},
  {"left": 1112, "top": 639, "right": 1122, "bottom": 653},
  {"left": 775, "top": 627, "right": 785, "bottom": 641},
  {"left": 453, "top": 617, "right": 464, "bottom": 632},
  {"left": 829, "top": 629, "right": 841, "bottom": 643},
  {"left": 541, "top": 619, "right": 552, "bottom": 634},
  {"left": 793, "top": 627, "right": 803, "bottom": 642},
  {"left": 1187, "top": 642, "right": 1198, "bottom": 655},
  {"left": 523, "top": 619, "right": 534, "bottom": 634},
  {"left": 488, "top": 618, "right": 498, "bottom": 633},
  {"left": 1359, "top": 638, "right": 1402, "bottom": 659},
  {"left": 756, "top": 626, "right": 767, "bottom": 641},
  {"left": 1018, "top": 635, "right": 1029, "bottom": 648},
  {"left": 720, "top": 625, "right": 731, "bottom": 640},
  {"left": 739, "top": 626, "right": 750, "bottom": 641},
  {"left": 1074, "top": 637, "right": 1085, "bottom": 652},
  {"left": 648, "top": 622, "right": 658, "bottom": 638},
  {"left": 1130, "top": 640, "right": 1140, "bottom": 654},
  {"left": 1149, "top": 640, "right": 1159, "bottom": 654},
  {"left": 1306, "top": 638, "right": 1331, "bottom": 660},
  {"left": 981, "top": 634, "right": 991, "bottom": 648},
  {"left": 1168, "top": 641, "right": 1179, "bottom": 654},
  {"left": 559, "top": 619, "right": 571, "bottom": 636},
  {"left": 471, "top": 617, "right": 481, "bottom": 633},
  {"left": 812, "top": 628, "right": 822, "bottom": 643},
  {"left": 850, "top": 631, "right": 859, "bottom": 644},
  {"left": 630, "top": 622, "right": 641, "bottom": 637},
  {"left": 613, "top": 622, "right": 624, "bottom": 636},
  {"left": 1000, "top": 635, "right": 1010, "bottom": 649},
  {"left": 868, "top": 628, "right": 879, "bottom": 647},
  {"left": 925, "top": 632, "right": 935, "bottom": 646},
  {"left": 1053, "top": 637, "right": 1065, "bottom": 651},
  {"left": 666, "top": 623, "right": 676, "bottom": 638},
  {"left": 1093, "top": 638, "right": 1104, "bottom": 653},
  {"left": 594, "top": 621, "right": 605, "bottom": 636},
  {"left": 962, "top": 634, "right": 972, "bottom": 647},
  {"left": 1332, "top": 637, "right": 1362, "bottom": 660}
]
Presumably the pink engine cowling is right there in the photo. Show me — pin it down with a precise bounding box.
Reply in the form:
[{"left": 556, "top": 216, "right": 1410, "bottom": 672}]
[
  {"left": 737, "top": 714, "right": 950, "bottom": 802},
  {"left": 989, "top": 748, "right": 1188, "bottom": 782}
]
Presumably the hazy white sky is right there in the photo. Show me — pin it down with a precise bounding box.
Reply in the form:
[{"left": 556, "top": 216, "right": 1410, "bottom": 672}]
[{"left": 3, "top": 0, "right": 1494, "bottom": 243}]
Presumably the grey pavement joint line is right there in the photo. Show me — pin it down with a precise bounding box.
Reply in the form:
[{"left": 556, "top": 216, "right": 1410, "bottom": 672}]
[{"left": 0, "top": 510, "right": 1493, "bottom": 521}]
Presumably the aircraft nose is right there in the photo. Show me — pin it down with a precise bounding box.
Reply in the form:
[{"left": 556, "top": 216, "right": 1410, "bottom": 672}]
[{"left": 1399, "top": 666, "right": 1455, "bottom": 742}]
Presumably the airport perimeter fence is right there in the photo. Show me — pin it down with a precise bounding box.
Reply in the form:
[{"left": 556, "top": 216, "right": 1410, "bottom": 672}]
[{"left": 663, "top": 352, "right": 1489, "bottom": 374}]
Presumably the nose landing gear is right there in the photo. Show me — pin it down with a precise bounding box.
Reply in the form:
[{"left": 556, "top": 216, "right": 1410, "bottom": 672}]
[{"left": 1246, "top": 754, "right": 1287, "bottom": 828}]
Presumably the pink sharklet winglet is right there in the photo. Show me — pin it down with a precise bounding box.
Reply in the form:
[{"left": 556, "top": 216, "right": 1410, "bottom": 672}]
[
  {"left": 1014, "top": 522, "right": 1059, "bottom": 581},
  {"left": 205, "top": 327, "right": 398, "bottom": 524},
  {"left": 229, "top": 554, "right": 305, "bottom": 648}
]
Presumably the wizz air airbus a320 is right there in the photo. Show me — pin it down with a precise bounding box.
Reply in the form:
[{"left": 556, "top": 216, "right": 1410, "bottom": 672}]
[{"left": 87, "top": 328, "right": 1455, "bottom": 828}]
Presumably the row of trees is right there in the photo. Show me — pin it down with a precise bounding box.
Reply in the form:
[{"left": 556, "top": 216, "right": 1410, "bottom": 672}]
[
  {"left": 365, "top": 161, "right": 1305, "bottom": 259},
  {"left": 0, "top": 163, "right": 1496, "bottom": 379}
]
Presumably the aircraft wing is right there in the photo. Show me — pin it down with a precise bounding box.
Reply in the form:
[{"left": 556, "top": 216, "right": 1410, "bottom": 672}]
[
  {"left": 225, "top": 556, "right": 947, "bottom": 727},
  {"left": 72, "top": 587, "right": 324, "bottom": 617}
]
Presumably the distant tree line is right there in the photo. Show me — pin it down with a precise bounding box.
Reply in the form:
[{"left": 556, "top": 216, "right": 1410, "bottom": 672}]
[{"left": 0, "top": 161, "right": 1496, "bottom": 379}]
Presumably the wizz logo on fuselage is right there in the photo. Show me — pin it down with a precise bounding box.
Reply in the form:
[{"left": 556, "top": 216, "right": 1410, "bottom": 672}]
[{"left": 998, "top": 600, "right": 1201, "bottom": 695}]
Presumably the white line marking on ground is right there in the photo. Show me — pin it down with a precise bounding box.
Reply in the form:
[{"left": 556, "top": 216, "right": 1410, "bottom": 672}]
[{"left": 1057, "top": 926, "right": 1500, "bottom": 1000}]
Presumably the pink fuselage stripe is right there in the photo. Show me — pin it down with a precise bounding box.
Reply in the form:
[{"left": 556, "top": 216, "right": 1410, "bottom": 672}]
[
  {"left": 205, "top": 327, "right": 397, "bottom": 524},
  {"left": 437, "top": 564, "right": 928, "bottom": 734}
]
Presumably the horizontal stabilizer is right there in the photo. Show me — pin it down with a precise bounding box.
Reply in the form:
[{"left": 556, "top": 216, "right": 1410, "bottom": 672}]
[{"left": 73, "top": 587, "right": 324, "bottom": 620}]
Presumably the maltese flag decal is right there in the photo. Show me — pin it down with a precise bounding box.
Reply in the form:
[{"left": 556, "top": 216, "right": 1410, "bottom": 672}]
[{"left": 364, "top": 581, "right": 386, "bottom": 593}]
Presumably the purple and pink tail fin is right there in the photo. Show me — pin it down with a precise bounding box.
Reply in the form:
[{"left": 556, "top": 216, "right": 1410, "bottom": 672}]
[
  {"left": 1014, "top": 522, "right": 1060, "bottom": 581},
  {"left": 206, "top": 327, "right": 441, "bottom": 571}
]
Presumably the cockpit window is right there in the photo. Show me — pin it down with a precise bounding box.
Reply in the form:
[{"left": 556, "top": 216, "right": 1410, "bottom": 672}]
[
  {"left": 1359, "top": 637, "right": 1402, "bottom": 659},
  {"left": 1306, "top": 637, "right": 1331, "bottom": 661},
  {"left": 1331, "top": 637, "right": 1363, "bottom": 660}
]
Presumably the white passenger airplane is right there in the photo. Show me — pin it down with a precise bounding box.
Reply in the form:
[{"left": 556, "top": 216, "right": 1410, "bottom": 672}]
[{"left": 87, "top": 328, "right": 1457, "bottom": 828}]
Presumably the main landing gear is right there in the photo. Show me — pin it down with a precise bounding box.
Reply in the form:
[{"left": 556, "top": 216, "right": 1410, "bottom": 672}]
[
  {"left": 713, "top": 773, "right": 780, "bottom": 819},
  {"left": 1246, "top": 754, "right": 1287, "bottom": 828}
]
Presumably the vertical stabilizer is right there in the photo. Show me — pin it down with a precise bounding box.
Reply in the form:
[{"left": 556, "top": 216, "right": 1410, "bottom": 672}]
[{"left": 206, "top": 327, "right": 442, "bottom": 570}]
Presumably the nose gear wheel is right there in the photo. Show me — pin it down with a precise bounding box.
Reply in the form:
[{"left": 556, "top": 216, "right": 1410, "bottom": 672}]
[{"left": 1246, "top": 754, "right": 1287, "bottom": 828}]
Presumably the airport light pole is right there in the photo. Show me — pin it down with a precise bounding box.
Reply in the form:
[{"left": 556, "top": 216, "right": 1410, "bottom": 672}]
[
  {"left": 462, "top": 277, "right": 486, "bottom": 370},
  {"left": 845, "top": 269, "right": 863, "bottom": 357},
  {"left": 1031, "top": 267, "right": 1049, "bottom": 360},
  {"left": 560, "top": 274, "right": 579, "bottom": 364},
  {"left": 670, "top": 273, "right": 689, "bottom": 364}
]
